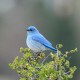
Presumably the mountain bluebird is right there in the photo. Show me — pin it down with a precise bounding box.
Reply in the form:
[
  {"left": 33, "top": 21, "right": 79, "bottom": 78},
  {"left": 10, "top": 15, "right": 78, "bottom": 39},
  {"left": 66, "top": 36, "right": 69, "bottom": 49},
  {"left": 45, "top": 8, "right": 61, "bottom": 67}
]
[{"left": 26, "top": 26, "right": 57, "bottom": 53}]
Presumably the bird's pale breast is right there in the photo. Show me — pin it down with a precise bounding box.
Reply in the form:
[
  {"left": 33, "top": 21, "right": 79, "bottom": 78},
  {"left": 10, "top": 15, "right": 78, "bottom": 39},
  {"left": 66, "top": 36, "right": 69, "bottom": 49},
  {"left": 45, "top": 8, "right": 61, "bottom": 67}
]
[{"left": 26, "top": 36, "right": 46, "bottom": 52}]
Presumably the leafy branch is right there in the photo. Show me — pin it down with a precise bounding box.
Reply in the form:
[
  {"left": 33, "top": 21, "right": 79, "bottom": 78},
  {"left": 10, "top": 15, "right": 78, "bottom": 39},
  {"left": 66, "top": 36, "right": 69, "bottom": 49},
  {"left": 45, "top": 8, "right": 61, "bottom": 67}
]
[{"left": 9, "top": 44, "right": 77, "bottom": 80}]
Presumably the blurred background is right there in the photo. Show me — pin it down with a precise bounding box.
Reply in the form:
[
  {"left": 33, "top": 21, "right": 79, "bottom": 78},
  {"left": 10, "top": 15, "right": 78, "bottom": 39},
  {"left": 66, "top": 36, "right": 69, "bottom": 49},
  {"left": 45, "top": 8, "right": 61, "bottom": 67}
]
[{"left": 0, "top": 0, "right": 80, "bottom": 80}]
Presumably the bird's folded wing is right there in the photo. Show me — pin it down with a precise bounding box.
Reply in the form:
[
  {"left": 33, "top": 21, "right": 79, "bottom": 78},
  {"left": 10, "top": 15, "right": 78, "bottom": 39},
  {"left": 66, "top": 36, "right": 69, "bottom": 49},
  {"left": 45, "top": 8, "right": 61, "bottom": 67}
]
[
  {"left": 32, "top": 35, "right": 57, "bottom": 53},
  {"left": 32, "top": 35, "right": 53, "bottom": 49}
]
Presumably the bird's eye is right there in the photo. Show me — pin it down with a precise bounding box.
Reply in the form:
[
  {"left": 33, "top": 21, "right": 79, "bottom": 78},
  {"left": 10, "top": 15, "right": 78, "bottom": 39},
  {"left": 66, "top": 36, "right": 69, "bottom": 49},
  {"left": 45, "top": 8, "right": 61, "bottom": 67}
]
[{"left": 30, "top": 29, "right": 33, "bottom": 31}]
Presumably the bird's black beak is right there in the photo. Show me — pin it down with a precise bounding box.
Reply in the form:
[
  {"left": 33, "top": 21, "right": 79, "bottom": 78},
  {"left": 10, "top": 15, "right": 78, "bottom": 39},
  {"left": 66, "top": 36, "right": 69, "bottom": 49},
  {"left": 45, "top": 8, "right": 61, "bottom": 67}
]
[{"left": 26, "top": 29, "right": 29, "bottom": 31}]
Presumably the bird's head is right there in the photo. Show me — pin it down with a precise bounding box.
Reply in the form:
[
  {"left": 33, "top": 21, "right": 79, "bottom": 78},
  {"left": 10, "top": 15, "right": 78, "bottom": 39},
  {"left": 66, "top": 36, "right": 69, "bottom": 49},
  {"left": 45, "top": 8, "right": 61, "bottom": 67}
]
[{"left": 26, "top": 26, "right": 39, "bottom": 35}]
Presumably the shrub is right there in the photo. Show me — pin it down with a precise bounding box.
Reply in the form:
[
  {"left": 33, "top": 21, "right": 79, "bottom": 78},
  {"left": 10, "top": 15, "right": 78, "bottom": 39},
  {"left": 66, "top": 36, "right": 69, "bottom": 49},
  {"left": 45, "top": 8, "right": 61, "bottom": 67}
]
[{"left": 9, "top": 44, "right": 77, "bottom": 80}]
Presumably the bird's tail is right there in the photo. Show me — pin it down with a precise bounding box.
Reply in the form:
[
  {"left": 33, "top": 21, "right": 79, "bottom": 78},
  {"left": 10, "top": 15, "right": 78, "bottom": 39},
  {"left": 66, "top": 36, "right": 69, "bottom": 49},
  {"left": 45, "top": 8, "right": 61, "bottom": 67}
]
[
  {"left": 51, "top": 48, "right": 57, "bottom": 53},
  {"left": 48, "top": 46, "right": 57, "bottom": 53},
  {"left": 44, "top": 44, "right": 57, "bottom": 53}
]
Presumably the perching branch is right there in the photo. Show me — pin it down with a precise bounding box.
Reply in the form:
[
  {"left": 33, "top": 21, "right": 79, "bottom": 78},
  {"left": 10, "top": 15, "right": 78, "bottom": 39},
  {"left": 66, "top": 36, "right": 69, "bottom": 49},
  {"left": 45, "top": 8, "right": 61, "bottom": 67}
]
[{"left": 9, "top": 44, "right": 77, "bottom": 80}]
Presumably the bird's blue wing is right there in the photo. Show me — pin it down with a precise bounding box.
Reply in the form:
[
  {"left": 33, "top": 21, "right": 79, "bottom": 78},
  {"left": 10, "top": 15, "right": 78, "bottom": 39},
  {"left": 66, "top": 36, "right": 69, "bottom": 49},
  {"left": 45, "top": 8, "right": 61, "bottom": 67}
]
[{"left": 32, "top": 34, "right": 57, "bottom": 53}]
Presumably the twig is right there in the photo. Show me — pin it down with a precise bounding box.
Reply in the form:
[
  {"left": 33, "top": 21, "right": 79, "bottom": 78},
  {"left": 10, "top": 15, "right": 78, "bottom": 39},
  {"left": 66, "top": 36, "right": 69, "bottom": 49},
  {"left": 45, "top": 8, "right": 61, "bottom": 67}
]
[
  {"left": 64, "top": 71, "right": 70, "bottom": 75},
  {"left": 41, "top": 53, "right": 50, "bottom": 64},
  {"left": 56, "top": 45, "right": 58, "bottom": 70},
  {"left": 68, "top": 56, "right": 71, "bottom": 60}
]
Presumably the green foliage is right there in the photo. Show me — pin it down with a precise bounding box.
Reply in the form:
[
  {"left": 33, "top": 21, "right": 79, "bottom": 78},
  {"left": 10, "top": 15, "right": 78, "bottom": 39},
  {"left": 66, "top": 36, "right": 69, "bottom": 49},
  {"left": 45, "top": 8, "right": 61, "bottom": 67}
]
[{"left": 9, "top": 44, "right": 77, "bottom": 80}]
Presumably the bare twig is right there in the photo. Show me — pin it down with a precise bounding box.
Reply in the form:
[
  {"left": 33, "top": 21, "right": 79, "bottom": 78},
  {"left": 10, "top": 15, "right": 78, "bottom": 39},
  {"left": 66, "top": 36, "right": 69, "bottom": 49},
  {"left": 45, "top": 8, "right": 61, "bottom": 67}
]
[
  {"left": 41, "top": 53, "right": 50, "bottom": 64},
  {"left": 56, "top": 45, "right": 58, "bottom": 70}
]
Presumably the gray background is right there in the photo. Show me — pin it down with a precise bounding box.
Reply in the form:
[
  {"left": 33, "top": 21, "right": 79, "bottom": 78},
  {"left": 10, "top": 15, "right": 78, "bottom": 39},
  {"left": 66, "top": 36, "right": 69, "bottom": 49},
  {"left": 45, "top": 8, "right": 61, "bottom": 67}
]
[{"left": 0, "top": 0, "right": 80, "bottom": 80}]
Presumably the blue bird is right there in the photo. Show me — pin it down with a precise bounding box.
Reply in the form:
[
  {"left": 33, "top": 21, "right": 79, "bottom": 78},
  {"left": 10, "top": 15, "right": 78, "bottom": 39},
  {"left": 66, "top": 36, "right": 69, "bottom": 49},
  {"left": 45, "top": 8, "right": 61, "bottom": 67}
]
[{"left": 26, "top": 26, "right": 57, "bottom": 53}]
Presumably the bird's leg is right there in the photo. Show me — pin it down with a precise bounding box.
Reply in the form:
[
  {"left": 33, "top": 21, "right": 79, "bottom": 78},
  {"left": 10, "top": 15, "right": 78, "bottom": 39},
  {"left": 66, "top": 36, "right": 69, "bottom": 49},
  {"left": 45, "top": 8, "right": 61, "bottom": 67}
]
[
  {"left": 32, "top": 52, "right": 41, "bottom": 58},
  {"left": 36, "top": 52, "right": 41, "bottom": 56}
]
